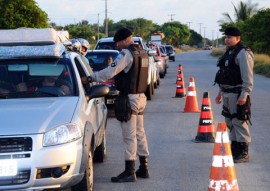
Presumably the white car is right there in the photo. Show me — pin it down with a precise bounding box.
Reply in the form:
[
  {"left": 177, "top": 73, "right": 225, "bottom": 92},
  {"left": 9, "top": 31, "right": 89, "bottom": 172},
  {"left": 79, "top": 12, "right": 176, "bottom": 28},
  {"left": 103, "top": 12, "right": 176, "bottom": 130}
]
[{"left": 0, "top": 28, "right": 109, "bottom": 191}]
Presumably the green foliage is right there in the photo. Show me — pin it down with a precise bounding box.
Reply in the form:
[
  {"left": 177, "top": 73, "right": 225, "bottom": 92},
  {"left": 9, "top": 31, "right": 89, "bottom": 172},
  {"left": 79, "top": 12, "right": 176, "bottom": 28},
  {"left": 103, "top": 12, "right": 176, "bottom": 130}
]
[
  {"left": 241, "top": 8, "right": 270, "bottom": 54},
  {"left": 160, "top": 21, "right": 191, "bottom": 46},
  {"left": 0, "top": 0, "right": 48, "bottom": 29},
  {"left": 64, "top": 20, "right": 96, "bottom": 44},
  {"left": 188, "top": 29, "right": 203, "bottom": 46}
]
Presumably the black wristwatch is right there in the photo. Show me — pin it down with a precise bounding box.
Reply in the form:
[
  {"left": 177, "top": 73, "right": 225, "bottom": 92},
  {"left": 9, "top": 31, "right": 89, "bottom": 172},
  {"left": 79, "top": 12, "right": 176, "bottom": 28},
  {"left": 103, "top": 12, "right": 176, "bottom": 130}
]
[{"left": 87, "top": 76, "right": 93, "bottom": 83}]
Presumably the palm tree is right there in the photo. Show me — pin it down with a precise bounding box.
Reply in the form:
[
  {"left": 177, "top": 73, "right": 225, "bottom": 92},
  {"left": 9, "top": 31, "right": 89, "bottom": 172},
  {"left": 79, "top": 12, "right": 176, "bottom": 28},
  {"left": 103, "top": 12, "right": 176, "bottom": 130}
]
[{"left": 219, "top": 0, "right": 259, "bottom": 24}]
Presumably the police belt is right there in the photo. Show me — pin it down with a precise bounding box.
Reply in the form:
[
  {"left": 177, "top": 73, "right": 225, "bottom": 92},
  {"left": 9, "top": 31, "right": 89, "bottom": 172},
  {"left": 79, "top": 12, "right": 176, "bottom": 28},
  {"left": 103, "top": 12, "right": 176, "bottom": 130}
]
[{"left": 221, "top": 87, "right": 242, "bottom": 94}]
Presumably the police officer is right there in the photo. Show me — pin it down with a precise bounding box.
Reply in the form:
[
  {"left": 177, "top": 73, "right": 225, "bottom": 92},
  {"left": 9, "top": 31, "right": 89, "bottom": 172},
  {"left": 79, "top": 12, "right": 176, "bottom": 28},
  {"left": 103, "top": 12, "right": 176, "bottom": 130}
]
[
  {"left": 215, "top": 27, "right": 254, "bottom": 163},
  {"left": 82, "top": 28, "right": 150, "bottom": 182}
]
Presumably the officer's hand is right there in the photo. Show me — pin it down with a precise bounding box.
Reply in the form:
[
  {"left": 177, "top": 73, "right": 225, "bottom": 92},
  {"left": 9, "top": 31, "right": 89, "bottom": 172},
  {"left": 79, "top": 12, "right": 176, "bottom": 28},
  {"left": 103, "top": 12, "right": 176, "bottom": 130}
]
[
  {"left": 237, "top": 97, "right": 246, "bottom": 105},
  {"left": 215, "top": 95, "right": 222, "bottom": 104},
  {"left": 81, "top": 76, "right": 93, "bottom": 85}
]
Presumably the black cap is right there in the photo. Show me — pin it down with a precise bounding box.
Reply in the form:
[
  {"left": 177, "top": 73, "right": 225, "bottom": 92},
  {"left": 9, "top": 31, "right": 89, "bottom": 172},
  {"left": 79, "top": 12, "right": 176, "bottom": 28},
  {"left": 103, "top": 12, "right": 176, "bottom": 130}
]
[
  {"left": 224, "top": 27, "right": 241, "bottom": 36},
  {"left": 113, "top": 28, "right": 132, "bottom": 42}
]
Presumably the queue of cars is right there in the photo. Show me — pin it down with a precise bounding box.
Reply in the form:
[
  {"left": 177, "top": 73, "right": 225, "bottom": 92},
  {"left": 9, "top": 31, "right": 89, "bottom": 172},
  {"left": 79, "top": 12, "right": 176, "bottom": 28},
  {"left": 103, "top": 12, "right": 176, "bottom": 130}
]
[{"left": 0, "top": 27, "right": 176, "bottom": 191}]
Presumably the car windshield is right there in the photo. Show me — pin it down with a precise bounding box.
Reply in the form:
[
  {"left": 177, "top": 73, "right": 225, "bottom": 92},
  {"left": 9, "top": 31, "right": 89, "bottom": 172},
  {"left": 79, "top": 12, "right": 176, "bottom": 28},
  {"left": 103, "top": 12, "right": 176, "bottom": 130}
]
[
  {"left": 86, "top": 52, "right": 119, "bottom": 71},
  {"left": 0, "top": 58, "right": 76, "bottom": 99},
  {"left": 95, "top": 42, "right": 117, "bottom": 50}
]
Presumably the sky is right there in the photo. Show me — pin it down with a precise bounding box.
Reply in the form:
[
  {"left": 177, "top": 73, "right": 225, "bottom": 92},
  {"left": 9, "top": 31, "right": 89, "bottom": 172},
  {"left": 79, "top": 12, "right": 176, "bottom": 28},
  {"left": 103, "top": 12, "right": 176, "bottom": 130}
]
[{"left": 35, "top": 0, "right": 270, "bottom": 39}]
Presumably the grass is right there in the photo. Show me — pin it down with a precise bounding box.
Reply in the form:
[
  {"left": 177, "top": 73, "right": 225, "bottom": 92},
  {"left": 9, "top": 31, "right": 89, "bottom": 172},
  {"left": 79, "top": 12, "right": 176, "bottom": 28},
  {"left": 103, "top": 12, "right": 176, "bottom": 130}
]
[{"left": 210, "top": 47, "right": 270, "bottom": 78}]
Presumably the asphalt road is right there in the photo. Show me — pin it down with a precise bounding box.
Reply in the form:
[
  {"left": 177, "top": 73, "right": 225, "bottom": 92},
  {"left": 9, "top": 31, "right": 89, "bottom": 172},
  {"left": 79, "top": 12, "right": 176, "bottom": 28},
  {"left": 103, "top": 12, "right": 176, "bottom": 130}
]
[{"left": 93, "top": 50, "right": 270, "bottom": 191}]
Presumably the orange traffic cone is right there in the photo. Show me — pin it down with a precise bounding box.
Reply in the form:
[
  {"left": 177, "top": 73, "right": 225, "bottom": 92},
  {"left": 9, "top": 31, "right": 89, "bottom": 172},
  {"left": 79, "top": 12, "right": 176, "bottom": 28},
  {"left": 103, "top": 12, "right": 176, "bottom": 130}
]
[
  {"left": 208, "top": 122, "right": 239, "bottom": 191},
  {"left": 194, "top": 92, "right": 215, "bottom": 143},
  {"left": 183, "top": 77, "right": 200, "bottom": 112},
  {"left": 175, "top": 65, "right": 186, "bottom": 97}
]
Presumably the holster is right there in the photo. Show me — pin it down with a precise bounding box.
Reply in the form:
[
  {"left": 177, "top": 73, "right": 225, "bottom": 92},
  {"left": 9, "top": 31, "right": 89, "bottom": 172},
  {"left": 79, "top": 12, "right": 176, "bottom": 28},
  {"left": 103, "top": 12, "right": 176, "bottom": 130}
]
[
  {"left": 114, "top": 94, "right": 132, "bottom": 122},
  {"left": 237, "top": 95, "right": 251, "bottom": 124}
]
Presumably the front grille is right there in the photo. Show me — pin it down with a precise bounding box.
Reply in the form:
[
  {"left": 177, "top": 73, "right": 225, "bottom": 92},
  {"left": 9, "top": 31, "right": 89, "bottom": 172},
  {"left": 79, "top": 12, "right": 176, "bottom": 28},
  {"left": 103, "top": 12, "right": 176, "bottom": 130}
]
[
  {"left": 0, "top": 170, "right": 31, "bottom": 186},
  {"left": 0, "top": 137, "right": 32, "bottom": 153}
]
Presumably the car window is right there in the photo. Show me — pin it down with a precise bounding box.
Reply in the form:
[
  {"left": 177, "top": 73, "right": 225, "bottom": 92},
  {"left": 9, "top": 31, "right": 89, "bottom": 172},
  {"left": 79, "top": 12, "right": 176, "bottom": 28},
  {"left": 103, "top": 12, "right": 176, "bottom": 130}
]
[
  {"left": 165, "top": 46, "right": 174, "bottom": 53},
  {"left": 0, "top": 58, "right": 76, "bottom": 98},
  {"left": 95, "top": 42, "right": 117, "bottom": 50},
  {"left": 85, "top": 52, "right": 119, "bottom": 71}
]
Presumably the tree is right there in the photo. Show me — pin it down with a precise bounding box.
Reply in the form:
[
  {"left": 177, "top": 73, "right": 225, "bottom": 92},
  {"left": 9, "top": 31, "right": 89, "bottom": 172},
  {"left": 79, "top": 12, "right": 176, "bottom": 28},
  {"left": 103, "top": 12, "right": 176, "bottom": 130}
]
[
  {"left": 160, "top": 21, "right": 190, "bottom": 46},
  {"left": 219, "top": 0, "right": 259, "bottom": 24},
  {"left": 0, "top": 0, "right": 48, "bottom": 29},
  {"left": 65, "top": 20, "right": 96, "bottom": 44},
  {"left": 241, "top": 8, "right": 270, "bottom": 54},
  {"left": 188, "top": 29, "right": 203, "bottom": 47}
]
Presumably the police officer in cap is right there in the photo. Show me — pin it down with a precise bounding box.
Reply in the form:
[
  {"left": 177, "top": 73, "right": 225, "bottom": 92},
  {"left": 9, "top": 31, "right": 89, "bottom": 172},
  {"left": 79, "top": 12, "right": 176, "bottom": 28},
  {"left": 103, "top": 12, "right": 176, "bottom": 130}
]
[
  {"left": 214, "top": 26, "right": 254, "bottom": 163},
  {"left": 82, "top": 27, "right": 150, "bottom": 182}
]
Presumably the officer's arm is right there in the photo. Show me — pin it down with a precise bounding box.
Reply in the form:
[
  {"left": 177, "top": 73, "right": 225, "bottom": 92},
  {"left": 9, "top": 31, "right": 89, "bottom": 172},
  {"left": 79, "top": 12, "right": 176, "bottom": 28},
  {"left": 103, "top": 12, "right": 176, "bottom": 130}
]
[
  {"left": 89, "top": 50, "right": 132, "bottom": 83},
  {"left": 237, "top": 49, "right": 254, "bottom": 100}
]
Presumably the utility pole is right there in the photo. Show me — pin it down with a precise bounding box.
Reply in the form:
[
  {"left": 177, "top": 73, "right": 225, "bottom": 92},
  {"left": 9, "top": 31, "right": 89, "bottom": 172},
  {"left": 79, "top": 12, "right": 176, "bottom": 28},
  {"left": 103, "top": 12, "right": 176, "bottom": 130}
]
[
  {"left": 97, "top": 13, "right": 100, "bottom": 41},
  {"left": 105, "top": 0, "right": 108, "bottom": 37},
  {"left": 187, "top": 22, "right": 192, "bottom": 29},
  {"left": 198, "top": 23, "right": 203, "bottom": 35},
  {"left": 168, "top": 14, "right": 175, "bottom": 22},
  {"left": 203, "top": 27, "right": 206, "bottom": 46}
]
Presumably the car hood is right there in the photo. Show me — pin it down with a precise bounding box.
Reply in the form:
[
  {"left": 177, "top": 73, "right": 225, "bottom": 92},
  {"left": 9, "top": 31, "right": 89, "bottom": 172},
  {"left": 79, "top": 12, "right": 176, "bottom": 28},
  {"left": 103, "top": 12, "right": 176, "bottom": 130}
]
[{"left": 0, "top": 97, "right": 79, "bottom": 135}]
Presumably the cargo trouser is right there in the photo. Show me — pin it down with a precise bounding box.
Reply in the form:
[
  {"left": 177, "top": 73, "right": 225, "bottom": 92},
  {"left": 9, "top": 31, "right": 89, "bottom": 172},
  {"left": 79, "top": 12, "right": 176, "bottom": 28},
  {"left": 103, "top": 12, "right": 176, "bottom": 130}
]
[
  {"left": 222, "top": 92, "right": 251, "bottom": 142},
  {"left": 121, "top": 93, "right": 149, "bottom": 160}
]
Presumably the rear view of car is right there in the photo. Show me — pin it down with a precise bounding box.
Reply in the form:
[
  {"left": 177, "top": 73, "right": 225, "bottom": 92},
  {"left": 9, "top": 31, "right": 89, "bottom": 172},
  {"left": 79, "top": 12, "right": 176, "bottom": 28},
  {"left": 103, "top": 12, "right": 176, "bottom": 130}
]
[{"left": 165, "top": 45, "right": 175, "bottom": 61}]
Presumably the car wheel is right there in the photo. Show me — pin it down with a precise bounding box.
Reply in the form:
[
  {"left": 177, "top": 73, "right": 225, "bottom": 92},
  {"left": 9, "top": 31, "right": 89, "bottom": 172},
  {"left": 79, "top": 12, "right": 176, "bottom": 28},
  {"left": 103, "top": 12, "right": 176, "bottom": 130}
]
[
  {"left": 71, "top": 149, "right": 94, "bottom": 191},
  {"left": 93, "top": 131, "right": 106, "bottom": 163}
]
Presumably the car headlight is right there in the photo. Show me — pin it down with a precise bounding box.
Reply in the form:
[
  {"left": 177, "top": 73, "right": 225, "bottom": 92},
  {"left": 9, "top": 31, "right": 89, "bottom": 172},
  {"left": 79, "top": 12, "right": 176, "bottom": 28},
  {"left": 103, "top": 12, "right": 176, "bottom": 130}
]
[{"left": 43, "top": 123, "right": 82, "bottom": 146}]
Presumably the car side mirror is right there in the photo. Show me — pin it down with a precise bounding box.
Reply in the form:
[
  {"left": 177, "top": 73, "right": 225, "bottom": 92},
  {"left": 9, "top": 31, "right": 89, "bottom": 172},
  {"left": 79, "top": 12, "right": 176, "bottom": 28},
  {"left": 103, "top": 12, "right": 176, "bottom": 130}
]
[{"left": 87, "top": 84, "right": 109, "bottom": 99}]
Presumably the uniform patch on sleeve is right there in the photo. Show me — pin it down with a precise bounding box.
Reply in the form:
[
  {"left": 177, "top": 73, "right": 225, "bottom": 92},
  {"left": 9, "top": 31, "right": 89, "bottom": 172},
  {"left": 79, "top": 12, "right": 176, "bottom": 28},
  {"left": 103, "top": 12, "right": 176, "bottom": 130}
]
[{"left": 111, "top": 62, "right": 117, "bottom": 67}]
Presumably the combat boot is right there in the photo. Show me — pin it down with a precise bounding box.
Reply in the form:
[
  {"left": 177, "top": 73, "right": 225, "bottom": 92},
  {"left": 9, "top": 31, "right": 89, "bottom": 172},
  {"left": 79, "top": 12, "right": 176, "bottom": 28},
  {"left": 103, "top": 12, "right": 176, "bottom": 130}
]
[
  {"left": 136, "top": 156, "right": 150, "bottom": 178},
  {"left": 234, "top": 142, "right": 249, "bottom": 163},
  {"left": 111, "top": 160, "right": 136, "bottom": 182},
  {"left": 231, "top": 141, "right": 239, "bottom": 160}
]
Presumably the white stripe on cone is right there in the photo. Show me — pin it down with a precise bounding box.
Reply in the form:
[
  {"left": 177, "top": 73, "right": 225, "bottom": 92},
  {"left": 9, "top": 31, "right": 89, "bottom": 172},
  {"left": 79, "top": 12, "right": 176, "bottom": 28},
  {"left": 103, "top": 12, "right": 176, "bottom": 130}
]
[
  {"left": 215, "top": 132, "right": 230, "bottom": 143},
  {"left": 189, "top": 82, "right": 195, "bottom": 86},
  {"left": 209, "top": 179, "right": 238, "bottom": 191},
  {"left": 212, "top": 155, "right": 234, "bottom": 167},
  {"left": 187, "top": 91, "right": 196, "bottom": 96}
]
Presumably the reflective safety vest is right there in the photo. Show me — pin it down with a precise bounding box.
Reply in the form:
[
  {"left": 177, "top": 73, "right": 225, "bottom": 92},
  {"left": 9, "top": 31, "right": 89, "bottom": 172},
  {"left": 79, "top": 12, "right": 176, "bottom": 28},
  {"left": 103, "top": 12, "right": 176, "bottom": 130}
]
[{"left": 115, "top": 44, "right": 149, "bottom": 94}]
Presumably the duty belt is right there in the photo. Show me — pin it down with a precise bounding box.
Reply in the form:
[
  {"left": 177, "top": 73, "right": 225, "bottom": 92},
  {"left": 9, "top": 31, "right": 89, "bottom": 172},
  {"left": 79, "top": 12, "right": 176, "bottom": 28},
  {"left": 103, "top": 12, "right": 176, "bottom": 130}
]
[{"left": 221, "top": 87, "right": 242, "bottom": 94}]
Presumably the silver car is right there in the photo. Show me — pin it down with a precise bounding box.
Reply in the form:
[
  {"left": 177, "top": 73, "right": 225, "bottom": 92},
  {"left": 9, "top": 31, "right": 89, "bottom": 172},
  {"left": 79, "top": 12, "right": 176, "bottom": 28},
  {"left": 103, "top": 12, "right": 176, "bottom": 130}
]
[{"left": 0, "top": 51, "right": 109, "bottom": 190}]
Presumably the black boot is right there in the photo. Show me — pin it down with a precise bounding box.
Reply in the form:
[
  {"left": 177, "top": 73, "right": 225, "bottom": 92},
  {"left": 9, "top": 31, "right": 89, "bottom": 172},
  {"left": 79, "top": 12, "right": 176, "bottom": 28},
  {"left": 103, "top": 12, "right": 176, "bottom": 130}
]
[
  {"left": 136, "top": 156, "right": 150, "bottom": 178},
  {"left": 234, "top": 142, "right": 249, "bottom": 163},
  {"left": 111, "top": 160, "right": 136, "bottom": 182},
  {"left": 231, "top": 141, "right": 239, "bottom": 160}
]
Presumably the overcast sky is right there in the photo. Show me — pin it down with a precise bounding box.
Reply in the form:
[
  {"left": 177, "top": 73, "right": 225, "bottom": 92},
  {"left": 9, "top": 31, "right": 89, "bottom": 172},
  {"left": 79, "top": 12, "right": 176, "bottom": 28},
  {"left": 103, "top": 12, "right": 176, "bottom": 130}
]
[{"left": 35, "top": 0, "right": 269, "bottom": 39}]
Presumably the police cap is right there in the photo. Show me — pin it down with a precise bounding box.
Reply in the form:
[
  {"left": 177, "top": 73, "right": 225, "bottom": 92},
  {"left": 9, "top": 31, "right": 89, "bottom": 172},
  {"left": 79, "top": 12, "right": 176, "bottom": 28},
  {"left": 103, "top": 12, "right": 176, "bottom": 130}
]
[
  {"left": 113, "top": 28, "right": 132, "bottom": 42},
  {"left": 225, "top": 27, "right": 241, "bottom": 36}
]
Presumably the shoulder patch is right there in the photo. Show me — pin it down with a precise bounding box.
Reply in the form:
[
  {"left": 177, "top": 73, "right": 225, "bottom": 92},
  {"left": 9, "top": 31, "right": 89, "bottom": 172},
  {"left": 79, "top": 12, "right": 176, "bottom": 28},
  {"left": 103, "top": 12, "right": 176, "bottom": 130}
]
[
  {"left": 120, "top": 51, "right": 126, "bottom": 56},
  {"left": 111, "top": 62, "right": 117, "bottom": 67}
]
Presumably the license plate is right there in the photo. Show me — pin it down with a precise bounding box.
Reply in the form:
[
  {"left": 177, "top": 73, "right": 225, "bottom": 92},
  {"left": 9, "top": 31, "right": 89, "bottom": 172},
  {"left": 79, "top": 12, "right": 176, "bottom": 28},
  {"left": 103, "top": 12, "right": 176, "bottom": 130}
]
[{"left": 0, "top": 159, "right": 17, "bottom": 176}]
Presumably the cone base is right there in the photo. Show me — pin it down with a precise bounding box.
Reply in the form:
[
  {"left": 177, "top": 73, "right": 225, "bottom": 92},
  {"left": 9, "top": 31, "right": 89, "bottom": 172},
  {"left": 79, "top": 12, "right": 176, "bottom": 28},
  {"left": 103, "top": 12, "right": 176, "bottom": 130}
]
[
  {"left": 194, "top": 133, "right": 215, "bottom": 143},
  {"left": 175, "top": 93, "right": 186, "bottom": 98}
]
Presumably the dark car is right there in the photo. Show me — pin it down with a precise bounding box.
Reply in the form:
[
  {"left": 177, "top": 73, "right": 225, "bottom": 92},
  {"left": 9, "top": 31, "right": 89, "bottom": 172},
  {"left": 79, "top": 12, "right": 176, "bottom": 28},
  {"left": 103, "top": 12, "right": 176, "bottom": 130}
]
[
  {"left": 86, "top": 50, "right": 119, "bottom": 115},
  {"left": 164, "top": 45, "right": 175, "bottom": 61}
]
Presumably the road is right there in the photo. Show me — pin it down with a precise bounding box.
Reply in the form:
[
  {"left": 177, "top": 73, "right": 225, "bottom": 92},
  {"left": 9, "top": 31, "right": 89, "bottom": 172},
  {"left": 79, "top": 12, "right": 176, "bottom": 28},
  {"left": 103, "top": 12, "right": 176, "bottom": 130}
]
[{"left": 93, "top": 50, "right": 270, "bottom": 191}]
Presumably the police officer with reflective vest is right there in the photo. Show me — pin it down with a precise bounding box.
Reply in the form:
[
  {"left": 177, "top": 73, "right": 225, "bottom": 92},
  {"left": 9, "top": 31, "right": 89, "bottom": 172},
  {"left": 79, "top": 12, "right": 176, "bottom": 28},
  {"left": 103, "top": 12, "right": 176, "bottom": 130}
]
[
  {"left": 82, "top": 28, "right": 150, "bottom": 182},
  {"left": 214, "top": 27, "right": 254, "bottom": 163}
]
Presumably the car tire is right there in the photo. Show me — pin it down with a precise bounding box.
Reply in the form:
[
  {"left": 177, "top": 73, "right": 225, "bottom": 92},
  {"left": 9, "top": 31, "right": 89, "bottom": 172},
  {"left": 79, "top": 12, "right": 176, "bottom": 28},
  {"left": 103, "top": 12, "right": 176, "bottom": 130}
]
[
  {"left": 93, "top": 132, "right": 106, "bottom": 163},
  {"left": 71, "top": 149, "right": 94, "bottom": 191}
]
